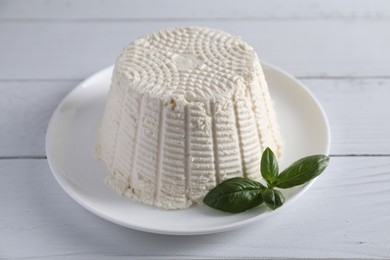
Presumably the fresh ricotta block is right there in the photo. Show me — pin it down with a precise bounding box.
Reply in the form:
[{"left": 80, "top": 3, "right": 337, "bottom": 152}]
[{"left": 94, "top": 27, "right": 283, "bottom": 209}]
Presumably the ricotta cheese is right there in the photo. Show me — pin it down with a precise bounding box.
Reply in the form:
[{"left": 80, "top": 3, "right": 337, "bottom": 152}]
[{"left": 94, "top": 27, "right": 283, "bottom": 209}]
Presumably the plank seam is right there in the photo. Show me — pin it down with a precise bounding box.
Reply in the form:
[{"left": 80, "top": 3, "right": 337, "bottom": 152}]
[{"left": 2, "top": 17, "right": 390, "bottom": 23}]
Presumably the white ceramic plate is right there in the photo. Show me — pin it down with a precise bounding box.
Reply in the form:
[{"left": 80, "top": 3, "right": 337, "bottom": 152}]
[{"left": 46, "top": 63, "right": 330, "bottom": 235}]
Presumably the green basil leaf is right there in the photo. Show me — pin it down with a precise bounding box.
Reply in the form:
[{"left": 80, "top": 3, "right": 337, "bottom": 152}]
[
  {"left": 203, "top": 177, "right": 265, "bottom": 213},
  {"left": 261, "top": 147, "right": 279, "bottom": 185},
  {"left": 261, "top": 188, "right": 285, "bottom": 210},
  {"left": 276, "top": 155, "right": 330, "bottom": 189}
]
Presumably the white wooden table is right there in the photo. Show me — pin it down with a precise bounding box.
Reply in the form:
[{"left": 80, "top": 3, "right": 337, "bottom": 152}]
[{"left": 1, "top": 1, "right": 390, "bottom": 259}]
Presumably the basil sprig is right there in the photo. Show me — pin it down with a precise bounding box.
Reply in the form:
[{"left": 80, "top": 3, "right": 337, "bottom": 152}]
[{"left": 203, "top": 148, "right": 329, "bottom": 213}]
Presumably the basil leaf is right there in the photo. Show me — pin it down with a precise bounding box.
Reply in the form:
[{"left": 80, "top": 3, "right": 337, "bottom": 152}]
[
  {"left": 203, "top": 177, "right": 265, "bottom": 213},
  {"left": 261, "top": 147, "right": 279, "bottom": 186},
  {"left": 262, "top": 189, "right": 285, "bottom": 210},
  {"left": 276, "top": 155, "right": 330, "bottom": 189}
]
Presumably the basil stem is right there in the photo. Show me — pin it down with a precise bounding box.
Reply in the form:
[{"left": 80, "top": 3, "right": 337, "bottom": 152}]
[{"left": 261, "top": 188, "right": 285, "bottom": 210}]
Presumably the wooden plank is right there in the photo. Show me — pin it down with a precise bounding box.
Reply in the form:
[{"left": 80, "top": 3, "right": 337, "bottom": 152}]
[
  {"left": 1, "top": 157, "right": 390, "bottom": 259},
  {"left": 303, "top": 78, "right": 390, "bottom": 155},
  {"left": 1, "top": 0, "right": 390, "bottom": 20},
  {"left": 0, "top": 20, "right": 389, "bottom": 80},
  {"left": 0, "top": 81, "right": 77, "bottom": 157},
  {"left": 1, "top": 79, "right": 389, "bottom": 157}
]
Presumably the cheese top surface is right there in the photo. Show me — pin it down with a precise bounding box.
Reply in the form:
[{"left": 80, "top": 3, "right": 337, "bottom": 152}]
[{"left": 114, "top": 27, "right": 259, "bottom": 102}]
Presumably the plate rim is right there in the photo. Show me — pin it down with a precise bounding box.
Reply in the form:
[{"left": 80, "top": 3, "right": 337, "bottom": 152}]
[{"left": 45, "top": 62, "right": 331, "bottom": 235}]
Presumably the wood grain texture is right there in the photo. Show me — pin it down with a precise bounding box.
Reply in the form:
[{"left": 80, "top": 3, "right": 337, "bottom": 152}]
[
  {"left": 1, "top": 157, "right": 390, "bottom": 259},
  {"left": 0, "top": 20, "right": 389, "bottom": 80},
  {"left": 1, "top": 1, "right": 389, "bottom": 259},
  {"left": 1, "top": 0, "right": 389, "bottom": 20},
  {"left": 305, "top": 78, "right": 390, "bottom": 155},
  {"left": 0, "top": 81, "right": 77, "bottom": 157},
  {"left": 1, "top": 79, "right": 389, "bottom": 157}
]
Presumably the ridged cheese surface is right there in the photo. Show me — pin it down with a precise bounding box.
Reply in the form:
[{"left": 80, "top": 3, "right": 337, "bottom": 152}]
[{"left": 94, "top": 27, "right": 283, "bottom": 209}]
